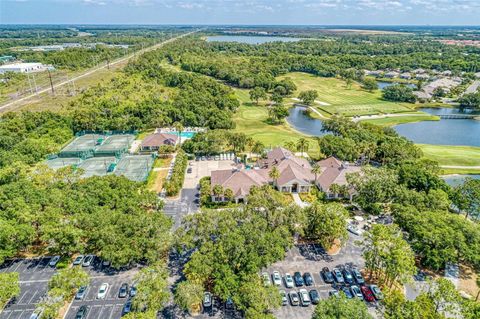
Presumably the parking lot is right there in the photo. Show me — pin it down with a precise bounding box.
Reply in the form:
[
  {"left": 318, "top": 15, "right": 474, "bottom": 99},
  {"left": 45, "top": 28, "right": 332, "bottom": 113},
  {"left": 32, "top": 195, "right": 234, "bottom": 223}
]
[
  {"left": 65, "top": 257, "right": 138, "bottom": 319},
  {"left": 264, "top": 234, "right": 376, "bottom": 319},
  {"left": 183, "top": 159, "right": 236, "bottom": 189},
  {"left": 0, "top": 257, "right": 57, "bottom": 319}
]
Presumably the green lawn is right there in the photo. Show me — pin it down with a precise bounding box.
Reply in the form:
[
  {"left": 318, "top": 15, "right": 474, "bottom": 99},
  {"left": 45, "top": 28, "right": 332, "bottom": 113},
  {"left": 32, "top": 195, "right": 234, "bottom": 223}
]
[
  {"left": 360, "top": 114, "right": 440, "bottom": 126},
  {"left": 278, "top": 72, "right": 415, "bottom": 117},
  {"left": 418, "top": 144, "right": 480, "bottom": 168},
  {"left": 233, "top": 88, "right": 320, "bottom": 157}
]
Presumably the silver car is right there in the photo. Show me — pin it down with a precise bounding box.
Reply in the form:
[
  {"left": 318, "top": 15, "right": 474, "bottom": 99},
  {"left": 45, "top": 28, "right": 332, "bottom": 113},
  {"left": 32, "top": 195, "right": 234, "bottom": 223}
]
[
  {"left": 284, "top": 273, "right": 294, "bottom": 288},
  {"left": 49, "top": 256, "right": 60, "bottom": 267}
]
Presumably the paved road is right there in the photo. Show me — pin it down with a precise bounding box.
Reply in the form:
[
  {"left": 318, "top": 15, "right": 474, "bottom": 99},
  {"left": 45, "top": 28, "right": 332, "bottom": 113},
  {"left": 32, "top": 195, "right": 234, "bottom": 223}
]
[{"left": 0, "top": 30, "right": 198, "bottom": 112}]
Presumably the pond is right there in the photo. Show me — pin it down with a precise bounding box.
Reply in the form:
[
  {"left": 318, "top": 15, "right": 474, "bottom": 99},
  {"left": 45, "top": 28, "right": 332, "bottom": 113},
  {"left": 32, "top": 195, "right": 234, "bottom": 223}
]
[
  {"left": 288, "top": 105, "right": 480, "bottom": 147},
  {"left": 442, "top": 174, "right": 480, "bottom": 187},
  {"left": 287, "top": 106, "right": 326, "bottom": 136},
  {"left": 393, "top": 107, "right": 480, "bottom": 147},
  {"left": 377, "top": 81, "right": 416, "bottom": 90},
  {"left": 206, "top": 35, "right": 306, "bottom": 44}
]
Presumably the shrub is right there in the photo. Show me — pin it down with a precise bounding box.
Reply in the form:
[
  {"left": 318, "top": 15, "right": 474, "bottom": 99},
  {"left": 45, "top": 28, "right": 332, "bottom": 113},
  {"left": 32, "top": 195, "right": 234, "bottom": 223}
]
[{"left": 164, "top": 149, "right": 188, "bottom": 196}]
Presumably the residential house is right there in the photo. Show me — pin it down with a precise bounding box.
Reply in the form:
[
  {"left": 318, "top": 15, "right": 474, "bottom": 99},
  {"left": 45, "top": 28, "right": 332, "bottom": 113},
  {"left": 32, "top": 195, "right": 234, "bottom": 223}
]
[
  {"left": 399, "top": 72, "right": 411, "bottom": 80},
  {"left": 384, "top": 71, "right": 399, "bottom": 78},
  {"left": 140, "top": 133, "right": 178, "bottom": 151}
]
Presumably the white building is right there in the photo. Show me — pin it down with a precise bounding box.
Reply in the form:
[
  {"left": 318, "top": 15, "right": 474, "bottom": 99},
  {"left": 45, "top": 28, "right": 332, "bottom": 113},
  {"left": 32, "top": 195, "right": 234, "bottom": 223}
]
[{"left": 0, "top": 62, "right": 47, "bottom": 74}]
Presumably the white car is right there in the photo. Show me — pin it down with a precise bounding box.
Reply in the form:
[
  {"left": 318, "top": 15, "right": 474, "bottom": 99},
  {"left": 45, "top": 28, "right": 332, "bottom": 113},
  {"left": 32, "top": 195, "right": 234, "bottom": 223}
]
[
  {"left": 284, "top": 273, "right": 294, "bottom": 288},
  {"left": 271, "top": 271, "right": 282, "bottom": 286},
  {"left": 261, "top": 272, "right": 271, "bottom": 286},
  {"left": 49, "top": 256, "right": 60, "bottom": 267},
  {"left": 97, "top": 283, "right": 109, "bottom": 299},
  {"left": 299, "top": 289, "right": 311, "bottom": 306},
  {"left": 82, "top": 255, "right": 94, "bottom": 267}
]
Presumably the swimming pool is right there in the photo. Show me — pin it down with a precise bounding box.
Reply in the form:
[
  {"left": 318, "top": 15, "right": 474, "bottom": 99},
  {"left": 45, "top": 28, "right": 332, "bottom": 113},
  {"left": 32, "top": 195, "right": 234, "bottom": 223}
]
[{"left": 165, "top": 132, "right": 196, "bottom": 138}]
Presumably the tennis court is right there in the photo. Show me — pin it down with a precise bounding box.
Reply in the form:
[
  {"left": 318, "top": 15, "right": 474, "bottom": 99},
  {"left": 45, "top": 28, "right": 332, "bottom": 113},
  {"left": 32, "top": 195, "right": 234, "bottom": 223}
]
[
  {"left": 59, "top": 134, "right": 105, "bottom": 158},
  {"left": 114, "top": 155, "right": 154, "bottom": 182},
  {"left": 46, "top": 157, "right": 82, "bottom": 170},
  {"left": 78, "top": 157, "right": 117, "bottom": 178},
  {"left": 95, "top": 134, "right": 135, "bottom": 156}
]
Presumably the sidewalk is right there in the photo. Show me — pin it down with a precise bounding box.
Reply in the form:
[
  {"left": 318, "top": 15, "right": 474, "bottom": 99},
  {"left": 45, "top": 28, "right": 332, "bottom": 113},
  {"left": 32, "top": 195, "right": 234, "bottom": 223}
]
[{"left": 292, "top": 193, "right": 309, "bottom": 208}]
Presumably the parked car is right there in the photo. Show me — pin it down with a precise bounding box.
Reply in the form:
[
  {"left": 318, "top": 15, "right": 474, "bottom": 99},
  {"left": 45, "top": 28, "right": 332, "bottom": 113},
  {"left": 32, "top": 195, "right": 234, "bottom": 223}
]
[
  {"left": 122, "top": 301, "right": 132, "bottom": 315},
  {"left": 73, "top": 255, "right": 84, "bottom": 266},
  {"left": 329, "top": 290, "right": 340, "bottom": 298},
  {"left": 102, "top": 260, "right": 111, "bottom": 267},
  {"left": 225, "top": 298, "right": 234, "bottom": 310},
  {"left": 321, "top": 267, "right": 335, "bottom": 284},
  {"left": 369, "top": 284, "right": 384, "bottom": 300},
  {"left": 97, "top": 283, "right": 109, "bottom": 299},
  {"left": 187, "top": 167, "right": 192, "bottom": 174},
  {"left": 82, "top": 255, "right": 94, "bottom": 267},
  {"left": 203, "top": 292, "right": 212, "bottom": 308},
  {"left": 261, "top": 272, "right": 271, "bottom": 286},
  {"left": 342, "top": 269, "right": 354, "bottom": 284},
  {"left": 350, "top": 285, "right": 363, "bottom": 300},
  {"left": 347, "top": 223, "right": 361, "bottom": 236},
  {"left": 361, "top": 285, "right": 375, "bottom": 302},
  {"left": 129, "top": 285, "right": 137, "bottom": 297},
  {"left": 299, "top": 289, "right": 311, "bottom": 306},
  {"left": 118, "top": 283, "right": 129, "bottom": 298},
  {"left": 332, "top": 268, "right": 344, "bottom": 283},
  {"left": 303, "top": 272, "right": 314, "bottom": 286},
  {"left": 284, "top": 273, "right": 294, "bottom": 288},
  {"left": 30, "top": 311, "right": 41, "bottom": 319},
  {"left": 352, "top": 269, "right": 365, "bottom": 284},
  {"left": 289, "top": 291, "right": 300, "bottom": 306},
  {"left": 309, "top": 289, "right": 320, "bottom": 304},
  {"left": 49, "top": 256, "right": 60, "bottom": 267},
  {"left": 272, "top": 271, "right": 282, "bottom": 286},
  {"left": 280, "top": 290, "right": 288, "bottom": 306},
  {"left": 75, "top": 305, "right": 88, "bottom": 319},
  {"left": 75, "top": 286, "right": 87, "bottom": 300},
  {"left": 293, "top": 272, "right": 305, "bottom": 287},
  {"left": 341, "top": 286, "right": 354, "bottom": 299}
]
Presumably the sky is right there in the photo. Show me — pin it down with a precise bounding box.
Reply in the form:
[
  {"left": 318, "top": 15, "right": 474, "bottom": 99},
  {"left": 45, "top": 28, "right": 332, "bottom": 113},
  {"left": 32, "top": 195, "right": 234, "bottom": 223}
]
[{"left": 1, "top": 0, "right": 480, "bottom": 25}]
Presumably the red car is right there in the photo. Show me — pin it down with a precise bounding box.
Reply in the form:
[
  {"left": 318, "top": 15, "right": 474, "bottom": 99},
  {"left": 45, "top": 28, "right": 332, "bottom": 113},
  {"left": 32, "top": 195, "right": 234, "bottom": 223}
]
[{"left": 360, "top": 285, "right": 375, "bottom": 302}]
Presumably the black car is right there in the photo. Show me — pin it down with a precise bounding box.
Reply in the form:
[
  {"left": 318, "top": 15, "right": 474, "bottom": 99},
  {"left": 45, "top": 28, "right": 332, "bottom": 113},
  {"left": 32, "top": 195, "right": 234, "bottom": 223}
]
[
  {"left": 122, "top": 301, "right": 132, "bottom": 315},
  {"left": 118, "top": 283, "right": 129, "bottom": 298},
  {"left": 75, "top": 305, "right": 88, "bottom": 319},
  {"left": 342, "top": 269, "right": 354, "bottom": 284},
  {"left": 341, "top": 286, "right": 354, "bottom": 299},
  {"left": 352, "top": 269, "right": 365, "bottom": 285},
  {"left": 309, "top": 289, "right": 320, "bottom": 304},
  {"left": 293, "top": 272, "right": 305, "bottom": 287},
  {"left": 303, "top": 272, "right": 314, "bottom": 286},
  {"left": 187, "top": 167, "right": 193, "bottom": 174},
  {"left": 321, "top": 267, "right": 335, "bottom": 284}
]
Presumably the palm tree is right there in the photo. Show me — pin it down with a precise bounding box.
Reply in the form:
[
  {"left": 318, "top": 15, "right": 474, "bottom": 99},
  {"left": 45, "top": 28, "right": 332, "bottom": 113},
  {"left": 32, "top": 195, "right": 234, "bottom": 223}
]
[
  {"left": 269, "top": 166, "right": 280, "bottom": 189},
  {"left": 173, "top": 121, "right": 184, "bottom": 146},
  {"left": 311, "top": 163, "right": 322, "bottom": 183},
  {"left": 296, "top": 138, "right": 310, "bottom": 156},
  {"left": 212, "top": 184, "right": 224, "bottom": 202},
  {"left": 284, "top": 141, "right": 296, "bottom": 152},
  {"left": 252, "top": 141, "right": 265, "bottom": 158},
  {"left": 246, "top": 137, "right": 255, "bottom": 160},
  {"left": 224, "top": 188, "right": 234, "bottom": 202}
]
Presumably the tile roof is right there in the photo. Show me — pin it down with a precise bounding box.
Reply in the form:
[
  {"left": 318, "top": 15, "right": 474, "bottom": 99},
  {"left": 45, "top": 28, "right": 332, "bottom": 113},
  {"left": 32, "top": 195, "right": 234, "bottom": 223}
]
[
  {"left": 316, "top": 157, "right": 361, "bottom": 191},
  {"left": 141, "top": 133, "right": 178, "bottom": 148},
  {"left": 211, "top": 169, "right": 270, "bottom": 198}
]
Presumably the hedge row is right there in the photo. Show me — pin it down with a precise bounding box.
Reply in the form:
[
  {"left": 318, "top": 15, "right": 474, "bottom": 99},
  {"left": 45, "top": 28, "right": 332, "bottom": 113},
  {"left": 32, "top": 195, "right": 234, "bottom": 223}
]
[{"left": 164, "top": 149, "right": 188, "bottom": 196}]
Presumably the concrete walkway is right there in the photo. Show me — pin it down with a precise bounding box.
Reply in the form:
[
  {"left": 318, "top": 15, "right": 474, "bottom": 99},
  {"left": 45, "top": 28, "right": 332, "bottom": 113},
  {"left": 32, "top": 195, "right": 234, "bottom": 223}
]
[{"left": 292, "top": 193, "right": 310, "bottom": 208}]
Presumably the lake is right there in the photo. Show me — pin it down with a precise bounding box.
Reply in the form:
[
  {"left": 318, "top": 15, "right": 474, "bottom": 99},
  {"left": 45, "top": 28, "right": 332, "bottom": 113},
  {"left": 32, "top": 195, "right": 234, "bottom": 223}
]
[
  {"left": 287, "top": 106, "right": 480, "bottom": 147},
  {"left": 206, "top": 35, "right": 306, "bottom": 44},
  {"left": 287, "top": 106, "right": 326, "bottom": 136},
  {"left": 393, "top": 108, "right": 480, "bottom": 147},
  {"left": 442, "top": 174, "right": 480, "bottom": 187},
  {"left": 377, "top": 81, "right": 416, "bottom": 90}
]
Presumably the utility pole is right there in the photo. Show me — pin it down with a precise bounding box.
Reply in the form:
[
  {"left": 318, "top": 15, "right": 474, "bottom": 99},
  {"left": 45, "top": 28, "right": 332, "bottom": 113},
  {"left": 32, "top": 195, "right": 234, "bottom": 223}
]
[{"left": 47, "top": 69, "right": 55, "bottom": 95}]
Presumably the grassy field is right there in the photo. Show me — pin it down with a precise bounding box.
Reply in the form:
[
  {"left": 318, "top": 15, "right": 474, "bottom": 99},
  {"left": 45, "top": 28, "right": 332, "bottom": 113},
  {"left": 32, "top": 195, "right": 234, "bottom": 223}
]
[
  {"left": 233, "top": 88, "right": 320, "bottom": 157},
  {"left": 360, "top": 114, "right": 440, "bottom": 126},
  {"left": 278, "top": 72, "right": 416, "bottom": 117},
  {"left": 419, "top": 144, "right": 480, "bottom": 169}
]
